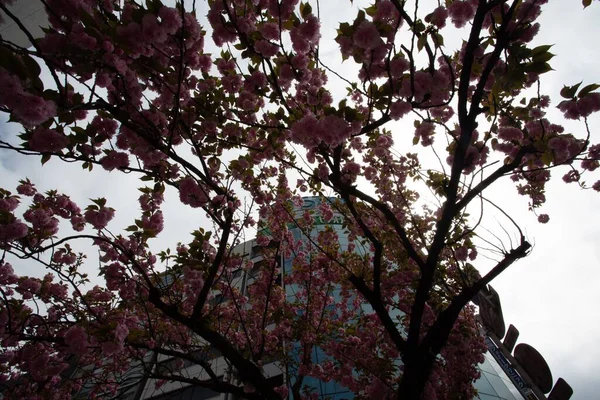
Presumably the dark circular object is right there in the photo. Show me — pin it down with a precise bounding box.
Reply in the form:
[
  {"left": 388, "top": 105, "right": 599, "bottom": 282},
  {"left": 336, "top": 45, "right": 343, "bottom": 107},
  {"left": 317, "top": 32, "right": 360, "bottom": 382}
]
[{"left": 514, "top": 343, "right": 553, "bottom": 393}]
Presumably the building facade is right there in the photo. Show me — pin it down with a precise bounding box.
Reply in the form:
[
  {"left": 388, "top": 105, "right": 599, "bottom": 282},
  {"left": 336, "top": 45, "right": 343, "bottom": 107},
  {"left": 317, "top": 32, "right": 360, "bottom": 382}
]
[{"left": 113, "top": 197, "right": 530, "bottom": 400}]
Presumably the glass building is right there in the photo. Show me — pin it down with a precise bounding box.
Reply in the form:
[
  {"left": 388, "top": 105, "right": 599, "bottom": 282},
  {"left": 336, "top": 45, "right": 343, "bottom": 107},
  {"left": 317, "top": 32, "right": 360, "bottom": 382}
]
[
  {"left": 475, "top": 352, "right": 525, "bottom": 400},
  {"left": 98, "top": 197, "right": 529, "bottom": 400},
  {"left": 281, "top": 197, "right": 528, "bottom": 400}
]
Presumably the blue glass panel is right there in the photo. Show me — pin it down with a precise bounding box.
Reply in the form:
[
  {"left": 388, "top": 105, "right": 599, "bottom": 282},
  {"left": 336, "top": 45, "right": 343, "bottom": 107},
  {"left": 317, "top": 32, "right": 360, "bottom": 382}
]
[
  {"left": 486, "top": 372, "right": 518, "bottom": 400},
  {"left": 477, "top": 393, "right": 501, "bottom": 400},
  {"left": 479, "top": 355, "right": 499, "bottom": 375},
  {"left": 475, "top": 372, "right": 500, "bottom": 396}
]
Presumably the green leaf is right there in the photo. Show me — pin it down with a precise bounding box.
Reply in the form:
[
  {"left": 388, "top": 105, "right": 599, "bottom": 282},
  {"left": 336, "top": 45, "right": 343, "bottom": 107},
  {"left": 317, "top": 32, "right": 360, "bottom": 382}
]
[
  {"left": 282, "top": 18, "right": 295, "bottom": 31},
  {"left": 560, "top": 82, "right": 582, "bottom": 99},
  {"left": 524, "top": 62, "right": 553, "bottom": 74},
  {"left": 417, "top": 34, "right": 428, "bottom": 52},
  {"left": 354, "top": 10, "right": 366, "bottom": 27},
  {"left": 58, "top": 112, "right": 75, "bottom": 125},
  {"left": 21, "top": 54, "right": 42, "bottom": 80},
  {"left": 91, "top": 198, "right": 107, "bottom": 208},
  {"left": 0, "top": 47, "right": 27, "bottom": 79},
  {"left": 432, "top": 32, "right": 444, "bottom": 48},
  {"left": 414, "top": 20, "right": 426, "bottom": 34},
  {"left": 541, "top": 152, "right": 554, "bottom": 166},
  {"left": 530, "top": 44, "right": 553, "bottom": 57},
  {"left": 578, "top": 83, "right": 600, "bottom": 97},
  {"left": 364, "top": 4, "right": 378, "bottom": 17},
  {"left": 300, "top": 2, "right": 312, "bottom": 19},
  {"left": 338, "top": 22, "right": 353, "bottom": 37},
  {"left": 532, "top": 51, "right": 554, "bottom": 63}
]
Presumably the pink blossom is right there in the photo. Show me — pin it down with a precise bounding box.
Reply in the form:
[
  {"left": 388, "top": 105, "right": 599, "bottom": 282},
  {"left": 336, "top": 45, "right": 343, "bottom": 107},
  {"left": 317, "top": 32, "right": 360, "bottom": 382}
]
[
  {"left": 539, "top": 95, "right": 551, "bottom": 108},
  {"left": 71, "top": 215, "right": 86, "bottom": 232},
  {"left": 455, "top": 246, "right": 468, "bottom": 261},
  {"left": 53, "top": 250, "right": 77, "bottom": 265},
  {"left": 529, "top": 108, "right": 544, "bottom": 119},
  {"left": 375, "top": 0, "right": 399, "bottom": 24},
  {"left": 430, "top": 106, "right": 454, "bottom": 122},
  {"left": 353, "top": 21, "right": 382, "bottom": 50},
  {"left": 498, "top": 126, "right": 524, "bottom": 142},
  {"left": 547, "top": 137, "right": 566, "bottom": 153},
  {"left": 581, "top": 158, "right": 599, "bottom": 171},
  {"left": 101, "top": 341, "right": 123, "bottom": 356},
  {"left": 390, "top": 100, "right": 412, "bottom": 120},
  {"left": 0, "top": 69, "right": 23, "bottom": 97},
  {"left": 28, "top": 128, "right": 69, "bottom": 153},
  {"left": 341, "top": 161, "right": 361, "bottom": 183},
  {"left": 557, "top": 100, "right": 580, "bottom": 120},
  {"left": 16, "top": 181, "right": 36, "bottom": 196},
  {"left": 399, "top": 70, "right": 433, "bottom": 102},
  {"left": 141, "top": 211, "right": 164, "bottom": 234},
  {"left": 68, "top": 29, "right": 97, "bottom": 50},
  {"left": 376, "top": 135, "right": 392, "bottom": 149},
  {"left": 317, "top": 163, "right": 330, "bottom": 183},
  {"left": 415, "top": 122, "right": 436, "bottom": 146},
  {"left": 256, "top": 234, "right": 270, "bottom": 246},
  {"left": 255, "top": 40, "right": 279, "bottom": 57},
  {"left": 538, "top": 214, "right": 550, "bottom": 223},
  {"left": 179, "top": 177, "right": 209, "bottom": 207},
  {"left": 448, "top": 1, "right": 477, "bottom": 29},
  {"left": 0, "top": 71, "right": 57, "bottom": 127},
  {"left": 562, "top": 170, "right": 580, "bottom": 183},
  {"left": 18, "top": 278, "right": 42, "bottom": 299},
  {"left": 577, "top": 93, "right": 600, "bottom": 117},
  {"left": 244, "top": 71, "right": 268, "bottom": 93},
  {"left": 142, "top": 14, "right": 168, "bottom": 43},
  {"left": 319, "top": 115, "right": 353, "bottom": 146},
  {"left": 469, "top": 248, "right": 478, "bottom": 261},
  {"left": 24, "top": 208, "right": 59, "bottom": 236},
  {"left": 101, "top": 40, "right": 114, "bottom": 52},
  {"left": 318, "top": 202, "right": 335, "bottom": 222},
  {"left": 13, "top": 95, "right": 57, "bottom": 127},
  {"left": 91, "top": 116, "right": 118, "bottom": 140},
  {"left": 0, "top": 196, "right": 18, "bottom": 212},
  {"left": 519, "top": 22, "right": 540, "bottom": 43},
  {"left": 0, "top": 220, "right": 28, "bottom": 243},
  {"left": 100, "top": 151, "right": 130, "bottom": 171},
  {"left": 84, "top": 206, "right": 115, "bottom": 230},
  {"left": 114, "top": 323, "right": 129, "bottom": 343},
  {"left": 159, "top": 6, "right": 183, "bottom": 34},
  {"left": 390, "top": 57, "right": 409, "bottom": 78},
  {"left": 211, "top": 22, "right": 237, "bottom": 46},
  {"left": 64, "top": 326, "right": 89, "bottom": 355},
  {"left": 260, "top": 22, "right": 280, "bottom": 41},
  {"left": 222, "top": 74, "right": 243, "bottom": 93},
  {"left": 302, "top": 15, "right": 321, "bottom": 39},
  {"left": 427, "top": 6, "right": 449, "bottom": 29},
  {"left": 95, "top": 72, "right": 112, "bottom": 88},
  {"left": 48, "top": 282, "right": 67, "bottom": 299},
  {"left": 290, "top": 28, "right": 311, "bottom": 54}
]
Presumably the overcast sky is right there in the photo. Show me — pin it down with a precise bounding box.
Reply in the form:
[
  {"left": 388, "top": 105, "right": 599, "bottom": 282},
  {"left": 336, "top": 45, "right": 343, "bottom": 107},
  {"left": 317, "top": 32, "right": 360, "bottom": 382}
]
[{"left": 1, "top": 1, "right": 599, "bottom": 399}]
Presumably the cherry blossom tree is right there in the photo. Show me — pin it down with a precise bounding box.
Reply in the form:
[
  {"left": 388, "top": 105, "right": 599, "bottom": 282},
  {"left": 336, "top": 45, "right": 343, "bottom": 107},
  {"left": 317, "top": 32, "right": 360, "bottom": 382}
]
[{"left": 0, "top": 0, "right": 599, "bottom": 399}]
